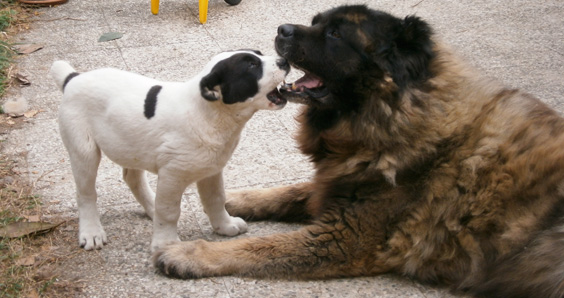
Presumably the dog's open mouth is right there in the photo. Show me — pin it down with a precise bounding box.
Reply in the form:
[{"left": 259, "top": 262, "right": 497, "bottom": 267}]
[
  {"left": 279, "top": 71, "right": 329, "bottom": 105},
  {"left": 266, "top": 87, "right": 287, "bottom": 107}
]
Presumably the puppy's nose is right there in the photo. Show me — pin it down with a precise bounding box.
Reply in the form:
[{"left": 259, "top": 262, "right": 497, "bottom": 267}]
[
  {"left": 276, "top": 58, "right": 290, "bottom": 72},
  {"left": 277, "top": 24, "right": 295, "bottom": 38}
]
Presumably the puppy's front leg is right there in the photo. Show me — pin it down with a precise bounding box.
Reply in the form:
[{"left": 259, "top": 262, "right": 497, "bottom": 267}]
[
  {"left": 151, "top": 174, "right": 189, "bottom": 252},
  {"left": 197, "top": 172, "right": 247, "bottom": 236}
]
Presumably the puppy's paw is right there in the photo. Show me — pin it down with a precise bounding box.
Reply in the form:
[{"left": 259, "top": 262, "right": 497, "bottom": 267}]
[
  {"left": 79, "top": 226, "right": 108, "bottom": 250},
  {"left": 212, "top": 216, "right": 247, "bottom": 236}
]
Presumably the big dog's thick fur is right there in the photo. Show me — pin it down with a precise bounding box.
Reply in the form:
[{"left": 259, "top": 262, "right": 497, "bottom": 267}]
[
  {"left": 154, "top": 6, "right": 564, "bottom": 298},
  {"left": 52, "top": 50, "right": 289, "bottom": 252}
]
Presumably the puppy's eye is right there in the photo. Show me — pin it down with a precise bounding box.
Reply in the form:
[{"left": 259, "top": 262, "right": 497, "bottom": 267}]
[
  {"left": 327, "top": 30, "right": 341, "bottom": 39},
  {"left": 249, "top": 61, "right": 259, "bottom": 69}
]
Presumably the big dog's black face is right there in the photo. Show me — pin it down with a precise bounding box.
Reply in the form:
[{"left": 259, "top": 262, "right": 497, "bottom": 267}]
[{"left": 275, "top": 5, "right": 434, "bottom": 109}]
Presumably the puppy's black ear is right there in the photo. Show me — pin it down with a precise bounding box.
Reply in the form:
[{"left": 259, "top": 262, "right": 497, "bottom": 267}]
[
  {"left": 220, "top": 78, "right": 258, "bottom": 104},
  {"left": 200, "top": 70, "right": 222, "bottom": 101},
  {"left": 200, "top": 53, "right": 261, "bottom": 104}
]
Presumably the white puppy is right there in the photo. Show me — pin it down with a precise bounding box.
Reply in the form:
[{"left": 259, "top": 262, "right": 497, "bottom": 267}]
[{"left": 50, "top": 50, "right": 289, "bottom": 252}]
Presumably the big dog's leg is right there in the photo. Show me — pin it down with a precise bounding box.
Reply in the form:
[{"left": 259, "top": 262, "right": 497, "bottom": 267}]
[
  {"left": 197, "top": 172, "right": 247, "bottom": 236},
  {"left": 226, "top": 182, "right": 315, "bottom": 223},
  {"left": 154, "top": 201, "right": 391, "bottom": 279}
]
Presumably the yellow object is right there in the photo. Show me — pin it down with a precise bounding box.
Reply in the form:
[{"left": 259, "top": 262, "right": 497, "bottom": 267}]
[
  {"left": 199, "top": 0, "right": 208, "bottom": 24},
  {"left": 150, "top": 0, "right": 209, "bottom": 24},
  {"left": 150, "top": 0, "right": 159, "bottom": 15}
]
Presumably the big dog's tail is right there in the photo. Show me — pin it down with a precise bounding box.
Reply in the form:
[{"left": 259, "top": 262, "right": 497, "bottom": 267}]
[
  {"left": 50, "top": 61, "right": 79, "bottom": 92},
  {"left": 464, "top": 219, "right": 564, "bottom": 298}
]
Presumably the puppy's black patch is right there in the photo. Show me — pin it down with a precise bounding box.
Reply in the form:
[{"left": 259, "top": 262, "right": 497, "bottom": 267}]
[
  {"left": 144, "top": 85, "right": 162, "bottom": 119},
  {"left": 200, "top": 53, "right": 263, "bottom": 104},
  {"left": 63, "top": 72, "right": 80, "bottom": 91}
]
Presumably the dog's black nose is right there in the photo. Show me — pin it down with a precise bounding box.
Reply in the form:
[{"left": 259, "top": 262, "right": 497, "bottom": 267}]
[
  {"left": 276, "top": 58, "right": 290, "bottom": 72},
  {"left": 278, "top": 24, "right": 295, "bottom": 38}
]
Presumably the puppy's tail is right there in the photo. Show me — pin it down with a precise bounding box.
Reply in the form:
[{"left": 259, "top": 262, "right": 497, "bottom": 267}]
[{"left": 50, "top": 61, "right": 79, "bottom": 92}]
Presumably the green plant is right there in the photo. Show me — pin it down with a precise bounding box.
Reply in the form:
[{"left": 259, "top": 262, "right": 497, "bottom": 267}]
[
  {"left": 38, "top": 277, "right": 57, "bottom": 295},
  {"left": 0, "top": 209, "right": 22, "bottom": 226},
  {"left": 0, "top": 9, "right": 15, "bottom": 31},
  {"left": 0, "top": 7, "right": 16, "bottom": 99},
  {"left": 0, "top": 264, "right": 26, "bottom": 298},
  {"left": 0, "top": 40, "right": 13, "bottom": 99},
  {"left": 0, "top": 0, "right": 17, "bottom": 9}
]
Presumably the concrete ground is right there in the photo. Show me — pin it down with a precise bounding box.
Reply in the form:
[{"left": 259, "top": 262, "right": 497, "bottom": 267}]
[{"left": 2, "top": 0, "right": 563, "bottom": 297}]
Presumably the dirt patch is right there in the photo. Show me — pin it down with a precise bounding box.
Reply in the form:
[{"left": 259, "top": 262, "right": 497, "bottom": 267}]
[
  {"left": 0, "top": 2, "right": 85, "bottom": 297},
  {"left": 0, "top": 143, "right": 85, "bottom": 297}
]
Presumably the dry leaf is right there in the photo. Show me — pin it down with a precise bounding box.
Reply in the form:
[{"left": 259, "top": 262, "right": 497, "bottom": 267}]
[
  {"left": 25, "top": 214, "right": 41, "bottom": 222},
  {"left": 26, "top": 289, "right": 40, "bottom": 298},
  {"left": 0, "top": 221, "right": 64, "bottom": 239},
  {"left": 98, "top": 32, "right": 123, "bottom": 42},
  {"left": 14, "top": 73, "right": 31, "bottom": 85},
  {"left": 15, "top": 255, "right": 36, "bottom": 266},
  {"left": 24, "top": 110, "right": 39, "bottom": 118},
  {"left": 13, "top": 43, "right": 44, "bottom": 55}
]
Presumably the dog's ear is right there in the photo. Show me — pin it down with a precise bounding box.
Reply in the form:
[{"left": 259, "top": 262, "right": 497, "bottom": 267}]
[
  {"left": 200, "top": 70, "right": 222, "bottom": 102},
  {"left": 395, "top": 16, "right": 433, "bottom": 55},
  {"left": 386, "top": 15, "right": 434, "bottom": 88},
  {"left": 220, "top": 78, "right": 257, "bottom": 104},
  {"left": 199, "top": 60, "right": 259, "bottom": 104},
  {"left": 200, "top": 53, "right": 261, "bottom": 104}
]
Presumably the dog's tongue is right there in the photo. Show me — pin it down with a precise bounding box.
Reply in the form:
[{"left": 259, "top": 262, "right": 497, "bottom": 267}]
[{"left": 295, "top": 72, "right": 323, "bottom": 89}]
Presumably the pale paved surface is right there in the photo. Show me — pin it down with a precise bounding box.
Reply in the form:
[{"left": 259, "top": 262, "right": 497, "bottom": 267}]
[{"left": 2, "top": 0, "right": 563, "bottom": 297}]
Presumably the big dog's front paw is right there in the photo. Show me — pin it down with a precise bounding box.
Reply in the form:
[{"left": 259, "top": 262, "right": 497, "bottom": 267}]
[
  {"left": 212, "top": 216, "right": 247, "bottom": 236},
  {"left": 225, "top": 189, "right": 261, "bottom": 219},
  {"left": 153, "top": 240, "right": 219, "bottom": 279},
  {"left": 226, "top": 184, "right": 314, "bottom": 222}
]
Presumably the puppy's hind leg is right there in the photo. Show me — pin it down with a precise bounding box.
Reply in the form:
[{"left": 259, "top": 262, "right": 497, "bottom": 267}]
[
  {"left": 60, "top": 125, "right": 106, "bottom": 250},
  {"left": 197, "top": 172, "right": 247, "bottom": 236},
  {"left": 123, "top": 168, "right": 155, "bottom": 219}
]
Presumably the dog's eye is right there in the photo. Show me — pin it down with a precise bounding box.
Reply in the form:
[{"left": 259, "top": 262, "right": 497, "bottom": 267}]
[
  {"left": 327, "top": 30, "right": 341, "bottom": 39},
  {"left": 249, "top": 61, "right": 259, "bottom": 69}
]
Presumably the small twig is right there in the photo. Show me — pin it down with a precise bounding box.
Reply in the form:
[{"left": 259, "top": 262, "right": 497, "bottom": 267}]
[
  {"left": 32, "top": 17, "right": 87, "bottom": 22},
  {"left": 412, "top": 0, "right": 426, "bottom": 8},
  {"left": 33, "top": 169, "right": 54, "bottom": 184}
]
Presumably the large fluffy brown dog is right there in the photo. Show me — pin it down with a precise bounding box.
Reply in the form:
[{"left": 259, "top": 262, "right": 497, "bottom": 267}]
[{"left": 154, "top": 5, "right": 564, "bottom": 298}]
